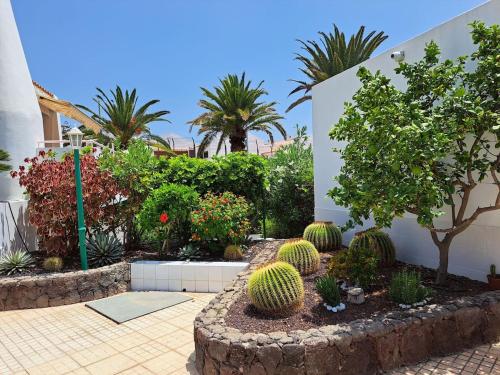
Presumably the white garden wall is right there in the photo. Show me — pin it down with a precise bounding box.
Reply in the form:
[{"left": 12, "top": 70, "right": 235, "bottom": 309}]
[{"left": 312, "top": 0, "right": 500, "bottom": 281}]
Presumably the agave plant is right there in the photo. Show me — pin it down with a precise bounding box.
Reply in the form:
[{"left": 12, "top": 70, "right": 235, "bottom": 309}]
[
  {"left": 287, "top": 25, "right": 388, "bottom": 112},
  {"left": 0, "top": 249, "right": 34, "bottom": 275},
  {"left": 87, "top": 233, "right": 124, "bottom": 267},
  {"left": 0, "top": 149, "right": 11, "bottom": 172},
  {"left": 189, "top": 73, "right": 286, "bottom": 155},
  {"left": 77, "top": 86, "right": 170, "bottom": 148}
]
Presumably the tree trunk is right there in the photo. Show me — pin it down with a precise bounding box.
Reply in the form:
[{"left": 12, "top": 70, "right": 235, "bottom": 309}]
[
  {"left": 229, "top": 132, "right": 247, "bottom": 152},
  {"left": 435, "top": 239, "right": 452, "bottom": 285}
]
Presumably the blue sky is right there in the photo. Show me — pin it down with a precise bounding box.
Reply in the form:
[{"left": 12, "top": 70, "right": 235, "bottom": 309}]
[{"left": 12, "top": 0, "right": 486, "bottom": 142}]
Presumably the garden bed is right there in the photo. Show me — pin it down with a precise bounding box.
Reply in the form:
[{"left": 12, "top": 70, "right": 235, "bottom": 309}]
[
  {"left": 194, "top": 240, "right": 500, "bottom": 374},
  {"left": 0, "top": 262, "right": 129, "bottom": 311}
]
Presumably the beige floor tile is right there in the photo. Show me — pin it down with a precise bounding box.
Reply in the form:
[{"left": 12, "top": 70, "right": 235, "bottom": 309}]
[
  {"left": 70, "top": 343, "right": 118, "bottom": 367},
  {"left": 142, "top": 351, "right": 187, "bottom": 374},
  {"left": 119, "top": 365, "right": 156, "bottom": 375},
  {"left": 85, "top": 353, "right": 137, "bottom": 375}
]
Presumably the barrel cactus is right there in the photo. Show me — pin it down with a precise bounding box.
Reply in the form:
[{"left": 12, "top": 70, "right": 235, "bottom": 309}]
[
  {"left": 43, "top": 257, "right": 63, "bottom": 272},
  {"left": 303, "top": 221, "right": 342, "bottom": 252},
  {"left": 247, "top": 261, "right": 304, "bottom": 315},
  {"left": 224, "top": 245, "right": 243, "bottom": 261},
  {"left": 276, "top": 239, "right": 320, "bottom": 275},
  {"left": 349, "top": 228, "right": 396, "bottom": 266}
]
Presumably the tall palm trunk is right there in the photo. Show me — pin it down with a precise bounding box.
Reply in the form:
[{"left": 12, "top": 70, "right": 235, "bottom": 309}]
[{"left": 229, "top": 129, "right": 247, "bottom": 152}]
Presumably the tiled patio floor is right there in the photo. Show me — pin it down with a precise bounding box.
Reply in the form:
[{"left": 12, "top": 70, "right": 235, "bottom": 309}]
[
  {"left": 0, "top": 292, "right": 499, "bottom": 375},
  {"left": 0, "top": 292, "right": 214, "bottom": 375}
]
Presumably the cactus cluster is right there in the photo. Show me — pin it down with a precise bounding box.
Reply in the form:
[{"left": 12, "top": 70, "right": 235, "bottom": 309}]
[
  {"left": 247, "top": 261, "right": 304, "bottom": 315},
  {"left": 303, "top": 221, "right": 342, "bottom": 252},
  {"left": 224, "top": 245, "right": 243, "bottom": 261},
  {"left": 276, "top": 239, "right": 320, "bottom": 275},
  {"left": 43, "top": 257, "right": 64, "bottom": 272},
  {"left": 349, "top": 228, "right": 396, "bottom": 266}
]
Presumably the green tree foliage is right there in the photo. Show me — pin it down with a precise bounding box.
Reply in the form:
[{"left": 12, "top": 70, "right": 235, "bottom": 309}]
[
  {"left": 0, "top": 149, "right": 11, "bottom": 172},
  {"left": 77, "top": 86, "right": 170, "bottom": 148},
  {"left": 329, "top": 22, "right": 499, "bottom": 284},
  {"left": 267, "top": 126, "right": 314, "bottom": 237},
  {"left": 287, "top": 25, "right": 388, "bottom": 112},
  {"left": 189, "top": 73, "right": 286, "bottom": 154}
]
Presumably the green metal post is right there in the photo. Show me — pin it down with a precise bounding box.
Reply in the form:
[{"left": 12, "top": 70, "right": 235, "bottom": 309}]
[{"left": 74, "top": 149, "right": 88, "bottom": 270}]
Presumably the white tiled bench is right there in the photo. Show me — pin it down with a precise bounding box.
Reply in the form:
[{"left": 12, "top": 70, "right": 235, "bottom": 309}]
[{"left": 130, "top": 260, "right": 249, "bottom": 293}]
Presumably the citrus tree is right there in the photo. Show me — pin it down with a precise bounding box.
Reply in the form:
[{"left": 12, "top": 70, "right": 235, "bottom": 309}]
[{"left": 329, "top": 22, "right": 499, "bottom": 284}]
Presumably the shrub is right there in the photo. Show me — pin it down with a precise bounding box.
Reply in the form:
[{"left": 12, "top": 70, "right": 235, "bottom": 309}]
[
  {"left": 389, "top": 270, "right": 431, "bottom": 305},
  {"left": 98, "top": 140, "right": 159, "bottom": 248},
  {"left": 267, "top": 125, "right": 314, "bottom": 237},
  {"left": 87, "top": 232, "right": 124, "bottom": 267},
  {"left": 224, "top": 244, "right": 243, "bottom": 261},
  {"left": 11, "top": 152, "right": 124, "bottom": 257},
  {"left": 138, "top": 183, "right": 199, "bottom": 253},
  {"left": 328, "top": 247, "right": 379, "bottom": 288},
  {"left": 154, "top": 152, "right": 267, "bottom": 207},
  {"left": 315, "top": 274, "right": 341, "bottom": 307},
  {"left": 261, "top": 217, "right": 281, "bottom": 239},
  {"left": 349, "top": 228, "right": 396, "bottom": 266},
  {"left": 247, "top": 261, "right": 304, "bottom": 315},
  {"left": 276, "top": 239, "right": 320, "bottom": 275},
  {"left": 303, "top": 221, "right": 342, "bottom": 252},
  {"left": 191, "top": 192, "right": 251, "bottom": 247},
  {"left": 43, "top": 257, "right": 63, "bottom": 272},
  {"left": 0, "top": 250, "right": 34, "bottom": 275}
]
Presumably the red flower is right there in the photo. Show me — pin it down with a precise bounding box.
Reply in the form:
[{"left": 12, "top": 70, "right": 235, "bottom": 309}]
[{"left": 159, "top": 212, "right": 169, "bottom": 224}]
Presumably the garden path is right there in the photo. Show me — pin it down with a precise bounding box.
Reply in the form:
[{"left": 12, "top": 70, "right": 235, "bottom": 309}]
[{"left": 0, "top": 292, "right": 498, "bottom": 375}]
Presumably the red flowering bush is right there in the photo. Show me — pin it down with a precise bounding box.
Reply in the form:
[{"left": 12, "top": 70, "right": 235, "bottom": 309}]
[
  {"left": 11, "top": 152, "right": 125, "bottom": 256},
  {"left": 191, "top": 192, "right": 251, "bottom": 246}
]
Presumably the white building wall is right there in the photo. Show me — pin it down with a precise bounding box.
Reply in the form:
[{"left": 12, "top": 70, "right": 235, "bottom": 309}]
[
  {"left": 312, "top": 0, "right": 500, "bottom": 281},
  {"left": 0, "top": 0, "right": 42, "bottom": 253}
]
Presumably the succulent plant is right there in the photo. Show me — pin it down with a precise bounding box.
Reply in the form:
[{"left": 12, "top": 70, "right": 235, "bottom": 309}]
[
  {"left": 224, "top": 245, "right": 243, "bottom": 261},
  {"left": 389, "top": 270, "right": 431, "bottom": 305},
  {"left": 247, "top": 261, "right": 304, "bottom": 315},
  {"left": 178, "top": 243, "right": 202, "bottom": 260},
  {"left": 276, "top": 239, "right": 320, "bottom": 275},
  {"left": 349, "top": 228, "right": 396, "bottom": 266},
  {"left": 315, "top": 274, "right": 341, "bottom": 307},
  {"left": 491, "top": 264, "right": 496, "bottom": 277},
  {"left": 0, "top": 249, "right": 34, "bottom": 275},
  {"left": 43, "top": 257, "right": 63, "bottom": 272},
  {"left": 86, "top": 233, "right": 124, "bottom": 267},
  {"left": 303, "top": 221, "right": 342, "bottom": 252}
]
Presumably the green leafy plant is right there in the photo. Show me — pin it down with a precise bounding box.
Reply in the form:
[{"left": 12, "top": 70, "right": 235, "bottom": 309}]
[
  {"left": 267, "top": 125, "right": 314, "bottom": 237},
  {"left": 315, "top": 274, "right": 341, "bottom": 307},
  {"left": 303, "top": 221, "right": 342, "bottom": 252},
  {"left": 191, "top": 192, "right": 251, "bottom": 247},
  {"left": 77, "top": 86, "right": 170, "bottom": 148},
  {"left": 138, "top": 183, "right": 199, "bottom": 254},
  {"left": 349, "top": 228, "right": 396, "bottom": 266},
  {"left": 327, "top": 247, "right": 379, "bottom": 289},
  {"left": 87, "top": 233, "right": 124, "bottom": 267},
  {"left": 328, "top": 22, "right": 499, "bottom": 284},
  {"left": 224, "top": 244, "right": 243, "bottom": 261},
  {"left": 389, "top": 270, "right": 431, "bottom": 305},
  {"left": 0, "top": 149, "right": 11, "bottom": 172},
  {"left": 287, "top": 24, "right": 388, "bottom": 112},
  {"left": 491, "top": 264, "right": 497, "bottom": 277},
  {"left": 247, "top": 261, "right": 304, "bottom": 315},
  {"left": 178, "top": 243, "right": 202, "bottom": 261},
  {"left": 189, "top": 73, "right": 286, "bottom": 154},
  {"left": 276, "top": 239, "right": 320, "bottom": 275},
  {"left": 43, "top": 257, "right": 63, "bottom": 272},
  {"left": 0, "top": 250, "right": 34, "bottom": 275}
]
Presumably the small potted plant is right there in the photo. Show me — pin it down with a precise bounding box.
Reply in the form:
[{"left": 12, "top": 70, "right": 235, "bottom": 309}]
[{"left": 488, "top": 264, "right": 500, "bottom": 290}]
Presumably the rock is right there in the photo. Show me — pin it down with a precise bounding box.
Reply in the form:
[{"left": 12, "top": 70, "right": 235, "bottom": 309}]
[{"left": 256, "top": 344, "right": 282, "bottom": 373}]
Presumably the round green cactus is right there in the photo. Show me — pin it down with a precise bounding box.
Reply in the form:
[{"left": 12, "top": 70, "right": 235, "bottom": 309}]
[
  {"left": 276, "top": 239, "right": 320, "bottom": 275},
  {"left": 303, "top": 221, "right": 342, "bottom": 252},
  {"left": 224, "top": 245, "right": 243, "bottom": 261},
  {"left": 247, "top": 261, "right": 304, "bottom": 315},
  {"left": 349, "top": 228, "right": 396, "bottom": 266}
]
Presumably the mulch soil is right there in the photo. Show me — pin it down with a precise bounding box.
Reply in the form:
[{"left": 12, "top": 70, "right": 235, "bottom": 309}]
[{"left": 225, "top": 249, "right": 489, "bottom": 334}]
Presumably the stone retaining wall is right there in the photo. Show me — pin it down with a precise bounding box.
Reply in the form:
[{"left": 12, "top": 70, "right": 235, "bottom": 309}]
[
  {"left": 194, "top": 241, "right": 500, "bottom": 375},
  {"left": 0, "top": 262, "right": 130, "bottom": 311}
]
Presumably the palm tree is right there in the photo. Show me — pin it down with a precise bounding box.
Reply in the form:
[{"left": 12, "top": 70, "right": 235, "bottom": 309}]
[
  {"left": 189, "top": 73, "right": 286, "bottom": 155},
  {"left": 0, "top": 149, "right": 10, "bottom": 172},
  {"left": 77, "top": 86, "right": 170, "bottom": 148},
  {"left": 287, "top": 25, "right": 388, "bottom": 112}
]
